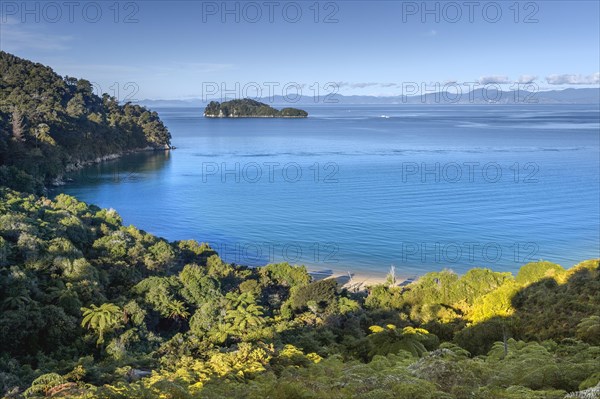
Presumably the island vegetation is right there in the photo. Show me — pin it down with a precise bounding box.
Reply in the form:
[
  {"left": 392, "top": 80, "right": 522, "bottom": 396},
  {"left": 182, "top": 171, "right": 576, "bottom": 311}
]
[
  {"left": 0, "top": 53, "right": 599, "bottom": 399},
  {"left": 0, "top": 51, "right": 172, "bottom": 193},
  {"left": 204, "top": 99, "right": 308, "bottom": 118}
]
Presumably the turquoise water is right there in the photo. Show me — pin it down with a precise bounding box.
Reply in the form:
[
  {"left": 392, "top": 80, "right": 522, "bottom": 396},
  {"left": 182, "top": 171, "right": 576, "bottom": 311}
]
[{"left": 57, "top": 105, "right": 600, "bottom": 278}]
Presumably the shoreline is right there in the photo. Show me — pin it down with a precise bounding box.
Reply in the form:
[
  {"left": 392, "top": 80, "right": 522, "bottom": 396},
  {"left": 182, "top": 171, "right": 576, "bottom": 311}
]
[
  {"left": 51, "top": 145, "right": 172, "bottom": 187},
  {"left": 204, "top": 115, "right": 308, "bottom": 119},
  {"left": 309, "top": 269, "right": 415, "bottom": 291}
]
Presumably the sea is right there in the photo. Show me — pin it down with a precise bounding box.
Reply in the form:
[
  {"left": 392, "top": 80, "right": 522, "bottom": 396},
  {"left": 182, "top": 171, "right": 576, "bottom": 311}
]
[{"left": 56, "top": 104, "right": 600, "bottom": 279}]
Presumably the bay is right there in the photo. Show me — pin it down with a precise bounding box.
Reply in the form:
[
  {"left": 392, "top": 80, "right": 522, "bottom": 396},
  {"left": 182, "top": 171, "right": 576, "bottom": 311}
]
[{"left": 57, "top": 104, "right": 600, "bottom": 278}]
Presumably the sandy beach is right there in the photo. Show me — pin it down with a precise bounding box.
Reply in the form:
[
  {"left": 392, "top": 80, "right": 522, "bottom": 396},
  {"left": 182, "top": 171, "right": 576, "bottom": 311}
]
[{"left": 308, "top": 268, "right": 414, "bottom": 291}]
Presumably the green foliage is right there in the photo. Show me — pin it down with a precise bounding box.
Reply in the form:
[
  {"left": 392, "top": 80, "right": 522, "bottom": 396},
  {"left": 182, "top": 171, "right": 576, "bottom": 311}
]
[
  {"left": 0, "top": 187, "right": 598, "bottom": 398},
  {"left": 259, "top": 262, "right": 311, "bottom": 288},
  {"left": 0, "top": 51, "right": 171, "bottom": 192},
  {"left": 470, "top": 281, "right": 519, "bottom": 323},
  {"left": 366, "top": 325, "right": 438, "bottom": 358},
  {"left": 176, "top": 240, "right": 216, "bottom": 264},
  {"left": 454, "top": 317, "right": 511, "bottom": 356},
  {"left": 515, "top": 261, "right": 566, "bottom": 286},
  {"left": 23, "top": 373, "right": 64, "bottom": 398},
  {"left": 201, "top": 354, "right": 446, "bottom": 399},
  {"left": 179, "top": 264, "right": 220, "bottom": 306},
  {"left": 511, "top": 261, "right": 600, "bottom": 341},
  {"left": 204, "top": 99, "right": 308, "bottom": 118},
  {"left": 577, "top": 316, "right": 600, "bottom": 345},
  {"left": 81, "top": 303, "right": 123, "bottom": 345},
  {"left": 279, "top": 107, "right": 309, "bottom": 117},
  {"left": 144, "top": 240, "right": 175, "bottom": 272},
  {"left": 289, "top": 279, "right": 338, "bottom": 312},
  {"left": 225, "top": 294, "right": 265, "bottom": 332},
  {"left": 486, "top": 339, "right": 600, "bottom": 392},
  {"left": 579, "top": 373, "right": 600, "bottom": 390}
]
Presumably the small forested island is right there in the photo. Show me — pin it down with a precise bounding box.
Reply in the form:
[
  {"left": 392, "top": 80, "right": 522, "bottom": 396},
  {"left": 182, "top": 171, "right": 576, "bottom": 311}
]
[
  {"left": 204, "top": 98, "right": 308, "bottom": 118},
  {"left": 0, "top": 52, "right": 599, "bottom": 399}
]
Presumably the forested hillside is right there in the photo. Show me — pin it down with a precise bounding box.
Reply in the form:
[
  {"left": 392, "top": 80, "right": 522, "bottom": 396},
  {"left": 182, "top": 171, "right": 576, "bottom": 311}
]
[
  {"left": 0, "top": 53, "right": 599, "bottom": 399},
  {"left": 0, "top": 51, "right": 171, "bottom": 193},
  {"left": 0, "top": 187, "right": 598, "bottom": 398}
]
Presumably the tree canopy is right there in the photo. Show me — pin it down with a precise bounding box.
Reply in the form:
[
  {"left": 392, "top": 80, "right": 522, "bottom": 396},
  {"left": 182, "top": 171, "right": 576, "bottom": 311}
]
[
  {"left": 204, "top": 99, "right": 308, "bottom": 118},
  {"left": 0, "top": 188, "right": 598, "bottom": 398},
  {"left": 0, "top": 51, "right": 171, "bottom": 192}
]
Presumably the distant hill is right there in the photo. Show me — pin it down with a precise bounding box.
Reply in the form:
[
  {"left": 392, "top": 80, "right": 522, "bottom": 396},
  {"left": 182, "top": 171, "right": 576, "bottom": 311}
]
[
  {"left": 141, "top": 88, "right": 600, "bottom": 108},
  {"left": 203, "top": 99, "right": 308, "bottom": 118},
  {"left": 0, "top": 51, "right": 172, "bottom": 192},
  {"left": 406, "top": 87, "right": 600, "bottom": 105}
]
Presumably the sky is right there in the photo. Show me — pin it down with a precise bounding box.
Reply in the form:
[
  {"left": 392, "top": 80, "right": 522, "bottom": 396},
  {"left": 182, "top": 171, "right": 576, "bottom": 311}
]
[{"left": 1, "top": 0, "right": 599, "bottom": 100}]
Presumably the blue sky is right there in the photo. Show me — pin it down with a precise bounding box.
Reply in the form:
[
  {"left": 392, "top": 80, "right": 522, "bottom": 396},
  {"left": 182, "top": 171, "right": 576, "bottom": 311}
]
[{"left": 1, "top": 0, "right": 599, "bottom": 99}]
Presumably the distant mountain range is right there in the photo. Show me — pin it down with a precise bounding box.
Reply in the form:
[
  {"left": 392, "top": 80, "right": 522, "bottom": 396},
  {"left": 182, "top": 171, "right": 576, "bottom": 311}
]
[{"left": 139, "top": 88, "right": 599, "bottom": 108}]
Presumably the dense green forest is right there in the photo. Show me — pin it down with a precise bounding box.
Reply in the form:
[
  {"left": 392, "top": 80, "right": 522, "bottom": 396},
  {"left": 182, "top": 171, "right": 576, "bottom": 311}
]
[
  {"left": 0, "top": 53, "right": 599, "bottom": 398},
  {"left": 0, "top": 51, "right": 171, "bottom": 193},
  {"left": 204, "top": 99, "right": 308, "bottom": 118},
  {"left": 0, "top": 187, "right": 598, "bottom": 398}
]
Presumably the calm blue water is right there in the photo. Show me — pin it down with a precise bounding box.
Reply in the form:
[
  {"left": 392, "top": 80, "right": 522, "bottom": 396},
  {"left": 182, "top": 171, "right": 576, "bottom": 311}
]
[{"left": 57, "top": 105, "right": 600, "bottom": 278}]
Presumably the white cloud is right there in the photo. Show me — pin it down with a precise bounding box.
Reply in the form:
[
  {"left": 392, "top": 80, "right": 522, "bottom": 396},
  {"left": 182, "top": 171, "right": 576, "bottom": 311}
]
[
  {"left": 517, "top": 75, "right": 538, "bottom": 84},
  {"left": 478, "top": 75, "right": 511, "bottom": 85},
  {"left": 546, "top": 73, "right": 600, "bottom": 85},
  {"left": 424, "top": 29, "right": 437, "bottom": 37},
  {"left": 335, "top": 82, "right": 380, "bottom": 89},
  {"left": 352, "top": 82, "right": 378, "bottom": 89}
]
